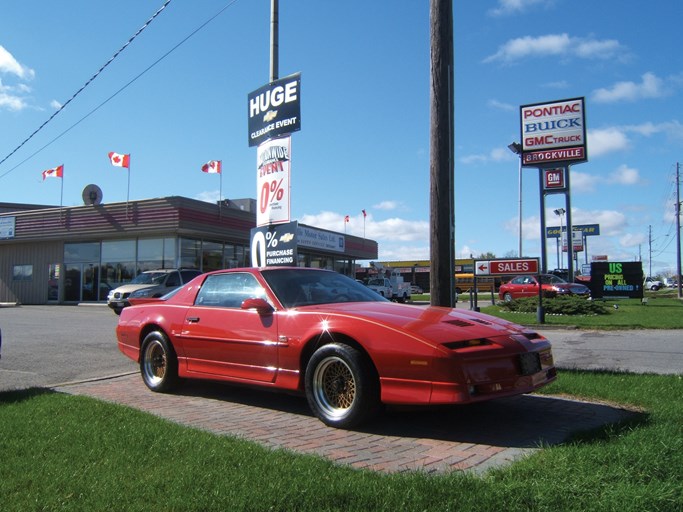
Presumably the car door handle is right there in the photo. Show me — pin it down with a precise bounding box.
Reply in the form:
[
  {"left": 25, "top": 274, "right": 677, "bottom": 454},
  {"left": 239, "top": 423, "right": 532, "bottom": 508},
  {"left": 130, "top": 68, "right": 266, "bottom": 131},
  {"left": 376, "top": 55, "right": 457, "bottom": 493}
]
[{"left": 187, "top": 317, "right": 200, "bottom": 323}]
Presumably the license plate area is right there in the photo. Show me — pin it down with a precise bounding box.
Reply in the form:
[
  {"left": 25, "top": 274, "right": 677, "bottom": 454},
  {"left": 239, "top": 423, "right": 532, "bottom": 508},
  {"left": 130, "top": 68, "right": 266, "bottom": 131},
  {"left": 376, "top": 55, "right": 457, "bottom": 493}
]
[{"left": 518, "top": 352, "right": 542, "bottom": 376}]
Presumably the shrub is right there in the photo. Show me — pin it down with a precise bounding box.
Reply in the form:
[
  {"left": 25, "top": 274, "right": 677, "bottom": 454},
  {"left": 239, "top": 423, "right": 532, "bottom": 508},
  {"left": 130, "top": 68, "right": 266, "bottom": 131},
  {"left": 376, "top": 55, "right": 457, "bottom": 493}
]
[{"left": 499, "top": 295, "right": 610, "bottom": 315}]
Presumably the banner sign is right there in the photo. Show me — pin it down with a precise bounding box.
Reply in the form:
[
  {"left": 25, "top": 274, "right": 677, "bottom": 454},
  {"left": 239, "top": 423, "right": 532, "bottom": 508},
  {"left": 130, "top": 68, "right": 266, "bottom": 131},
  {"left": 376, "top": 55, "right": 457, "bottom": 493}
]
[
  {"left": 520, "top": 97, "right": 587, "bottom": 167},
  {"left": 561, "top": 230, "right": 584, "bottom": 252},
  {"left": 250, "top": 221, "right": 298, "bottom": 267},
  {"left": 589, "top": 261, "right": 643, "bottom": 299},
  {"left": 0, "top": 216, "right": 16, "bottom": 239},
  {"left": 297, "top": 225, "right": 345, "bottom": 253},
  {"left": 546, "top": 224, "right": 600, "bottom": 238},
  {"left": 475, "top": 258, "right": 539, "bottom": 276},
  {"left": 247, "top": 73, "right": 301, "bottom": 147},
  {"left": 256, "top": 136, "right": 291, "bottom": 227}
]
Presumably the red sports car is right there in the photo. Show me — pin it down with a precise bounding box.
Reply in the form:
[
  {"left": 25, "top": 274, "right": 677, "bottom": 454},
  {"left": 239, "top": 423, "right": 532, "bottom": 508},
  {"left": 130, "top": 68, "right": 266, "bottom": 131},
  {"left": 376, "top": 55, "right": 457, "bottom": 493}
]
[
  {"left": 117, "top": 267, "right": 556, "bottom": 428},
  {"left": 499, "top": 274, "right": 591, "bottom": 302}
]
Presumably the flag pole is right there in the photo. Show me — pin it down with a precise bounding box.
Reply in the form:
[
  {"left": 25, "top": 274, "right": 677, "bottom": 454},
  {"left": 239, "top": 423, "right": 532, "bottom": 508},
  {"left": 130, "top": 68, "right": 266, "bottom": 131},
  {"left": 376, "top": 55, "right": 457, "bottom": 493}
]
[
  {"left": 127, "top": 155, "right": 131, "bottom": 219},
  {"left": 60, "top": 166, "right": 64, "bottom": 224},
  {"left": 219, "top": 162, "right": 223, "bottom": 218}
]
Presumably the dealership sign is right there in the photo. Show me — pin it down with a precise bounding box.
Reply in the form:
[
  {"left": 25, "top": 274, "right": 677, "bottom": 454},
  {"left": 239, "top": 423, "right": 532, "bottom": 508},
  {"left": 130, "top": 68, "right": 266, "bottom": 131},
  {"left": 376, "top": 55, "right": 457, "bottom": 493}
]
[
  {"left": 520, "top": 97, "right": 587, "bottom": 167},
  {"left": 247, "top": 73, "right": 301, "bottom": 147},
  {"left": 546, "top": 223, "right": 600, "bottom": 238},
  {"left": 256, "top": 136, "right": 291, "bottom": 227},
  {"left": 250, "top": 221, "right": 298, "bottom": 267},
  {"left": 543, "top": 168, "right": 566, "bottom": 192},
  {"left": 475, "top": 258, "right": 539, "bottom": 276}
]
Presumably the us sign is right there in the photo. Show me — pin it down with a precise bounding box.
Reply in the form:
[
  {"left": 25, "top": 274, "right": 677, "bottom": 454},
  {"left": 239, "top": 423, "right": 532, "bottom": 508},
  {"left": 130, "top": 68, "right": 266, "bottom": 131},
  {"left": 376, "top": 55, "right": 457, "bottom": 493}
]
[
  {"left": 589, "top": 261, "right": 643, "bottom": 299},
  {"left": 248, "top": 73, "right": 301, "bottom": 147},
  {"left": 520, "top": 97, "right": 587, "bottom": 167}
]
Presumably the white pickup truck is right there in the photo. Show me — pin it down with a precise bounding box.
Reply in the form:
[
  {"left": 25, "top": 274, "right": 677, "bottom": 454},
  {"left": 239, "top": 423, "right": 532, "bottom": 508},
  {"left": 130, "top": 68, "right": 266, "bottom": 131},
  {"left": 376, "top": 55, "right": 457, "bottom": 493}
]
[{"left": 366, "top": 275, "right": 411, "bottom": 303}]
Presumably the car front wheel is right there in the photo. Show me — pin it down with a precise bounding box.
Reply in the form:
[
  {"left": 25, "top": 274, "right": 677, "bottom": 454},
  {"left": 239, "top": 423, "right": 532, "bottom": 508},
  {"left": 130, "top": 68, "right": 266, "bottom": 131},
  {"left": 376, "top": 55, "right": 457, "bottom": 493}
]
[
  {"left": 305, "top": 343, "right": 379, "bottom": 428},
  {"left": 503, "top": 292, "right": 513, "bottom": 302},
  {"left": 140, "top": 331, "right": 179, "bottom": 392}
]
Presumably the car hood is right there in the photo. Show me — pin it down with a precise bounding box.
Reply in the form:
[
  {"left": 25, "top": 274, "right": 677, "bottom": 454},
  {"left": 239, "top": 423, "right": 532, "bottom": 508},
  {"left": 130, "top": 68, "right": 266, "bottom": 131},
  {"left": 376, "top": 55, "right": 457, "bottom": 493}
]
[
  {"left": 300, "top": 301, "right": 540, "bottom": 344},
  {"left": 554, "top": 283, "right": 589, "bottom": 292},
  {"left": 111, "top": 284, "right": 156, "bottom": 295}
]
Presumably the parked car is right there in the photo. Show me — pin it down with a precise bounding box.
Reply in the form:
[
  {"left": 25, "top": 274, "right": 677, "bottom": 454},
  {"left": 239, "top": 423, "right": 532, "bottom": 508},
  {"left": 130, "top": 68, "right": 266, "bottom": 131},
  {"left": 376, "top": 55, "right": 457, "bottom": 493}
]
[
  {"left": 644, "top": 277, "right": 663, "bottom": 291},
  {"left": 116, "top": 267, "right": 557, "bottom": 429},
  {"left": 107, "top": 268, "right": 202, "bottom": 314},
  {"left": 499, "top": 274, "right": 591, "bottom": 302},
  {"left": 410, "top": 284, "right": 423, "bottom": 294}
]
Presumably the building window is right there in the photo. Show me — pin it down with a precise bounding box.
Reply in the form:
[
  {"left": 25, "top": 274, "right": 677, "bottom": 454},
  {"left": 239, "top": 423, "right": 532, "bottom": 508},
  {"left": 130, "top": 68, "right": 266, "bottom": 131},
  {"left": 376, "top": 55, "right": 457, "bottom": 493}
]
[
  {"left": 13, "top": 264, "right": 33, "bottom": 281},
  {"left": 64, "top": 242, "right": 100, "bottom": 263},
  {"left": 179, "top": 238, "right": 201, "bottom": 269}
]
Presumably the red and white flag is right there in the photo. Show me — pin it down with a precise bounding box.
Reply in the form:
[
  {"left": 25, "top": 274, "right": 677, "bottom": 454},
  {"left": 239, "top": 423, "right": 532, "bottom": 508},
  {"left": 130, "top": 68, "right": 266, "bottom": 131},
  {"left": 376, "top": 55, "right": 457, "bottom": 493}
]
[
  {"left": 201, "top": 160, "right": 222, "bottom": 174},
  {"left": 42, "top": 165, "right": 64, "bottom": 180},
  {"left": 108, "top": 152, "right": 130, "bottom": 168}
]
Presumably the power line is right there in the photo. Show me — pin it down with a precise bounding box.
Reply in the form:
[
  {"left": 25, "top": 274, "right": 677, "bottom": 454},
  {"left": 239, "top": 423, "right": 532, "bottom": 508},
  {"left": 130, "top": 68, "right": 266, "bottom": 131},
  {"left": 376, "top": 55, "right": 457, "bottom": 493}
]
[
  {"left": 0, "top": 0, "right": 242, "bottom": 182},
  {"left": 0, "top": 0, "right": 173, "bottom": 172}
]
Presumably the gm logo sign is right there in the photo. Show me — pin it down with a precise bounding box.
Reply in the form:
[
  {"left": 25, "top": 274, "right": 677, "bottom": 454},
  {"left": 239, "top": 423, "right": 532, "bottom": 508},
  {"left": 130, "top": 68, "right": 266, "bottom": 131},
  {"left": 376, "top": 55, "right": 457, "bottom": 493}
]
[{"left": 544, "top": 168, "right": 565, "bottom": 191}]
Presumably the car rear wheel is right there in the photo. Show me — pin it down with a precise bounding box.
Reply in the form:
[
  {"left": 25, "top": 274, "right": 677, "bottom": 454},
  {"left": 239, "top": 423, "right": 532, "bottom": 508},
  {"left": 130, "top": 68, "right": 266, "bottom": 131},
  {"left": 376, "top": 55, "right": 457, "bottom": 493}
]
[
  {"left": 305, "top": 343, "right": 379, "bottom": 428},
  {"left": 503, "top": 292, "right": 513, "bottom": 302},
  {"left": 140, "top": 331, "right": 179, "bottom": 392}
]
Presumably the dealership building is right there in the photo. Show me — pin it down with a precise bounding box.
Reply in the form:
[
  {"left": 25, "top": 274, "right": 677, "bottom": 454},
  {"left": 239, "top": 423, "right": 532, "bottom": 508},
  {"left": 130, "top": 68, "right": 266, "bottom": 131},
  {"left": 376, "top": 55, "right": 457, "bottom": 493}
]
[{"left": 0, "top": 196, "right": 377, "bottom": 305}]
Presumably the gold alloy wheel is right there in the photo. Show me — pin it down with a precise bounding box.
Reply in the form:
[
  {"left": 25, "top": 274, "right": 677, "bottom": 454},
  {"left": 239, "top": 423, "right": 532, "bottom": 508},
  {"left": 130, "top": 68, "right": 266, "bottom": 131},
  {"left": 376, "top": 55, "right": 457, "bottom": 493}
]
[{"left": 312, "top": 356, "right": 357, "bottom": 416}]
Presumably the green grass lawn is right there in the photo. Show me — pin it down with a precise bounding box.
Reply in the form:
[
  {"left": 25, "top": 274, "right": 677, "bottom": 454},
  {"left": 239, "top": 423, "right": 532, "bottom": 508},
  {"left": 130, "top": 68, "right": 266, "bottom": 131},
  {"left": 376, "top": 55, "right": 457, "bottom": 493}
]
[
  {"left": 479, "top": 294, "right": 683, "bottom": 330},
  {"left": 1, "top": 370, "right": 682, "bottom": 511}
]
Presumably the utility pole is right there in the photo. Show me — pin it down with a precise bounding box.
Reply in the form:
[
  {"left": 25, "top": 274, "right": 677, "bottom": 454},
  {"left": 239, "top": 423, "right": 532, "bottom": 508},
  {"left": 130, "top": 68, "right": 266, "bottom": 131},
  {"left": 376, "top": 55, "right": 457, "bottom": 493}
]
[
  {"left": 429, "top": 0, "right": 455, "bottom": 307},
  {"left": 270, "top": 0, "right": 279, "bottom": 82},
  {"left": 648, "top": 224, "right": 653, "bottom": 278},
  {"left": 676, "top": 162, "right": 682, "bottom": 299}
]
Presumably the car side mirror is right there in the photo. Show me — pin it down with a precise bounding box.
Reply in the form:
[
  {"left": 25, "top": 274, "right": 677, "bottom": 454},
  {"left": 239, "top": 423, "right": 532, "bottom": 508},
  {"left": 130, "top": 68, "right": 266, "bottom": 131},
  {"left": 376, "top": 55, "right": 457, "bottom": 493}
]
[{"left": 241, "top": 297, "right": 274, "bottom": 314}]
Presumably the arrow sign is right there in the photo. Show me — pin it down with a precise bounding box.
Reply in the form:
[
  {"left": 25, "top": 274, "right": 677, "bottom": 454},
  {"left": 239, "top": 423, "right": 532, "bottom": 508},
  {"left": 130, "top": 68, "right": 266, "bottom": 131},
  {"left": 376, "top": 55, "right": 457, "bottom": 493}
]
[{"left": 475, "top": 261, "right": 490, "bottom": 275}]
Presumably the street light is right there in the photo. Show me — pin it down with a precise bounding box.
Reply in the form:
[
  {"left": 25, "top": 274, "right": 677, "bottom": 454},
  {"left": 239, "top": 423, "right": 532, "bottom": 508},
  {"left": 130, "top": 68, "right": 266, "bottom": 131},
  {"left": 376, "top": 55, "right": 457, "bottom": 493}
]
[
  {"left": 554, "top": 208, "right": 566, "bottom": 270},
  {"left": 508, "top": 142, "right": 523, "bottom": 257}
]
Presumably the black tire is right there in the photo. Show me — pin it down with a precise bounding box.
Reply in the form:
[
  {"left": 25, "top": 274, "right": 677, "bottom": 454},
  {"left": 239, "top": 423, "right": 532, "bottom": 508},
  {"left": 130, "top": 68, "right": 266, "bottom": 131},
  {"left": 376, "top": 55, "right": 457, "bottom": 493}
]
[
  {"left": 113, "top": 307, "right": 122, "bottom": 315},
  {"left": 305, "top": 343, "right": 380, "bottom": 428},
  {"left": 140, "top": 331, "right": 179, "bottom": 392}
]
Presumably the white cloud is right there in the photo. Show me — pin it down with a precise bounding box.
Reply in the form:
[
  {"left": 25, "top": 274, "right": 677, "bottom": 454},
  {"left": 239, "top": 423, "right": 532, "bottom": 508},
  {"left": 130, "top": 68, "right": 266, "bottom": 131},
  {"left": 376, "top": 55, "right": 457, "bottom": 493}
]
[
  {"left": 570, "top": 171, "right": 600, "bottom": 193},
  {"left": 0, "top": 45, "right": 35, "bottom": 79},
  {"left": 487, "top": 99, "right": 515, "bottom": 111},
  {"left": 488, "top": 0, "right": 552, "bottom": 16},
  {"left": 592, "top": 72, "right": 667, "bottom": 103},
  {"left": 373, "top": 200, "right": 400, "bottom": 211},
  {"left": 194, "top": 190, "right": 220, "bottom": 203},
  {"left": 484, "top": 33, "right": 624, "bottom": 64},
  {"left": 587, "top": 127, "right": 631, "bottom": 157},
  {"left": 50, "top": 99, "right": 62, "bottom": 110},
  {"left": 609, "top": 164, "right": 640, "bottom": 185}
]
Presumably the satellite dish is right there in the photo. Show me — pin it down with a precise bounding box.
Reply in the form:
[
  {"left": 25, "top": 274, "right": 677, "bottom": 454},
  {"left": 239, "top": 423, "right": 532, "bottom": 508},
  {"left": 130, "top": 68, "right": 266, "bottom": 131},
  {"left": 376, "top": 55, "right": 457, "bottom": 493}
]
[{"left": 82, "top": 184, "right": 103, "bottom": 206}]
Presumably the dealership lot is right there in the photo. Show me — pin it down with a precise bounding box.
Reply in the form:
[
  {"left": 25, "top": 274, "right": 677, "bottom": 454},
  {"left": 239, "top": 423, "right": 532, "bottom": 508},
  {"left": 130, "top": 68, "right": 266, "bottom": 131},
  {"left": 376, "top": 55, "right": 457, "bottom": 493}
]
[{"left": 0, "top": 304, "right": 680, "bottom": 473}]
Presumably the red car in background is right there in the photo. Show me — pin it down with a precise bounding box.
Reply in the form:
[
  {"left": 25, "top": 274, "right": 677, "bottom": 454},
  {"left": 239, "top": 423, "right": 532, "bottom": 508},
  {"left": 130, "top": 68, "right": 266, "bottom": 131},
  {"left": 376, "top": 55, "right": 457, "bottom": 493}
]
[
  {"left": 499, "top": 274, "right": 591, "bottom": 302},
  {"left": 117, "top": 267, "right": 556, "bottom": 429}
]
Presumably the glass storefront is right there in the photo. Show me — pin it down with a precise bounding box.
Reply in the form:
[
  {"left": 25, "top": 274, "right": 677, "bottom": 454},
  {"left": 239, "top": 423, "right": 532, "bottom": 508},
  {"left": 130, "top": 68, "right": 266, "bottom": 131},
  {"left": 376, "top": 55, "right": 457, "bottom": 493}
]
[{"left": 61, "top": 236, "right": 352, "bottom": 302}]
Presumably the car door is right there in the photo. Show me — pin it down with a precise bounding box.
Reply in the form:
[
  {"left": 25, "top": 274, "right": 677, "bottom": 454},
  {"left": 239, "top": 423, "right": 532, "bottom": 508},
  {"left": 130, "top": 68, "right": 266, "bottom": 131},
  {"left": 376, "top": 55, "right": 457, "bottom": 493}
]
[
  {"left": 178, "top": 272, "right": 279, "bottom": 383},
  {"left": 517, "top": 276, "right": 537, "bottom": 298}
]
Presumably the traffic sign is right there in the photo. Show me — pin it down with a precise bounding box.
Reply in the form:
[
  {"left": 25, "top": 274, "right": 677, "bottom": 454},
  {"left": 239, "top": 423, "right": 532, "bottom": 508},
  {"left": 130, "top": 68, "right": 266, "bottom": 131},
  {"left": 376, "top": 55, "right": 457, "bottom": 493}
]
[{"left": 475, "top": 258, "right": 539, "bottom": 276}]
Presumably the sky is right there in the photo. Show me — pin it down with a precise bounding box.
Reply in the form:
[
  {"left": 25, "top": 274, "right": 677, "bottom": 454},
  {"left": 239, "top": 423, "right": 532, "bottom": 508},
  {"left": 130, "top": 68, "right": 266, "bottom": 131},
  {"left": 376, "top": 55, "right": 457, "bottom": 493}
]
[{"left": 1, "top": 0, "right": 682, "bottom": 277}]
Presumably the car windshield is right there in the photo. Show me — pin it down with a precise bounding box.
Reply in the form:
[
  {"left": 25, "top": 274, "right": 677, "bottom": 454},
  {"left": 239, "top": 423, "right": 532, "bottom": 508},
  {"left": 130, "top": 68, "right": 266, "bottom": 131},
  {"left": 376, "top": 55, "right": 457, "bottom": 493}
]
[
  {"left": 130, "top": 272, "right": 168, "bottom": 285},
  {"left": 539, "top": 275, "right": 566, "bottom": 285},
  {"left": 261, "top": 269, "right": 389, "bottom": 308}
]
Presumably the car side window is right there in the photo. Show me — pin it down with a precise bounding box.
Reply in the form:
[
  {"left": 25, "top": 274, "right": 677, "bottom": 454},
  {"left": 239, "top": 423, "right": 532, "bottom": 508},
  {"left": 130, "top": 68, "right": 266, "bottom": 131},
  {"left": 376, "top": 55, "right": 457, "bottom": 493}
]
[
  {"left": 166, "top": 272, "right": 181, "bottom": 288},
  {"left": 195, "top": 273, "right": 266, "bottom": 308}
]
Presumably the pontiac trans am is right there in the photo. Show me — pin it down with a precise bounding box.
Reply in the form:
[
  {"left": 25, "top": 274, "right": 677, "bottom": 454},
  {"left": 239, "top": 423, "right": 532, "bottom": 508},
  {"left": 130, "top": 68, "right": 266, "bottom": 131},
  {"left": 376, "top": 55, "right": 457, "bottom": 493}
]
[{"left": 116, "top": 267, "right": 556, "bottom": 428}]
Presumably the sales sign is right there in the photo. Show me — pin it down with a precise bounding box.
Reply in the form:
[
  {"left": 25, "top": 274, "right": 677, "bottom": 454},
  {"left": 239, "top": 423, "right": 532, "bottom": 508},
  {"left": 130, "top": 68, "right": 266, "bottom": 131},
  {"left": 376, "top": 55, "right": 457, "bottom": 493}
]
[
  {"left": 250, "top": 221, "right": 298, "bottom": 267},
  {"left": 475, "top": 258, "right": 539, "bottom": 276},
  {"left": 256, "top": 136, "right": 291, "bottom": 227},
  {"left": 248, "top": 73, "right": 301, "bottom": 147},
  {"left": 520, "top": 97, "right": 587, "bottom": 167}
]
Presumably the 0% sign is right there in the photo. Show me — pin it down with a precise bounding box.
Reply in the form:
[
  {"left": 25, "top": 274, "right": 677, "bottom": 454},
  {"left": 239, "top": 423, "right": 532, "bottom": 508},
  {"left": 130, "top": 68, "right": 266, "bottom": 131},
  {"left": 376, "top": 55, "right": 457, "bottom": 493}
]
[{"left": 259, "top": 179, "right": 285, "bottom": 214}]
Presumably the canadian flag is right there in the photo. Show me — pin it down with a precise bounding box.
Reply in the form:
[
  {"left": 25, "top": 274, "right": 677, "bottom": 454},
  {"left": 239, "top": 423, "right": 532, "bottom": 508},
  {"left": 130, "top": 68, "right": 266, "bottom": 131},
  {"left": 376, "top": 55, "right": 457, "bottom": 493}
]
[
  {"left": 108, "top": 152, "right": 130, "bottom": 168},
  {"left": 201, "top": 160, "right": 222, "bottom": 174},
  {"left": 42, "top": 165, "right": 64, "bottom": 180}
]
